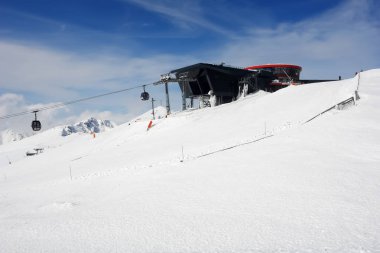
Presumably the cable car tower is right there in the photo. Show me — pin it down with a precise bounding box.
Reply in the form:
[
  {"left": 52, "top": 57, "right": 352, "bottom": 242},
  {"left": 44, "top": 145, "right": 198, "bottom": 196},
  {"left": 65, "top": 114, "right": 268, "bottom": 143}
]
[{"left": 154, "top": 73, "right": 196, "bottom": 114}]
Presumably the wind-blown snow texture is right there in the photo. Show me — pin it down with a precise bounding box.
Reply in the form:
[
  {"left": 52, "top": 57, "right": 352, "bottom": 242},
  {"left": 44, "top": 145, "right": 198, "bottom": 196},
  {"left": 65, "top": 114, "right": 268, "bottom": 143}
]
[
  {"left": 0, "top": 129, "right": 27, "bottom": 144},
  {"left": 0, "top": 70, "right": 379, "bottom": 252}
]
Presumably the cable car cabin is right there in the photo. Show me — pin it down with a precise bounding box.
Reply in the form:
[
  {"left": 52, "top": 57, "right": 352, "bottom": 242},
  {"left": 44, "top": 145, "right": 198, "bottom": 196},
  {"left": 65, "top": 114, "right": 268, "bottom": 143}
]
[
  {"left": 31, "top": 120, "right": 41, "bottom": 131},
  {"left": 140, "top": 91, "right": 150, "bottom": 101}
]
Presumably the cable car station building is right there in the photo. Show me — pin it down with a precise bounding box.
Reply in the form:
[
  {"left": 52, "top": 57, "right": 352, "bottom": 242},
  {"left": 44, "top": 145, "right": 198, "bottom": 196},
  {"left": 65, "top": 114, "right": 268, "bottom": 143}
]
[
  {"left": 168, "top": 63, "right": 303, "bottom": 110},
  {"left": 156, "top": 62, "right": 336, "bottom": 114}
]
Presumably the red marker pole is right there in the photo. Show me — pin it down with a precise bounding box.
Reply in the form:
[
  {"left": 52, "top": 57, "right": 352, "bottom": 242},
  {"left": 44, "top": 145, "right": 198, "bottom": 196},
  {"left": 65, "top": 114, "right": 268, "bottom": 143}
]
[{"left": 147, "top": 120, "right": 153, "bottom": 131}]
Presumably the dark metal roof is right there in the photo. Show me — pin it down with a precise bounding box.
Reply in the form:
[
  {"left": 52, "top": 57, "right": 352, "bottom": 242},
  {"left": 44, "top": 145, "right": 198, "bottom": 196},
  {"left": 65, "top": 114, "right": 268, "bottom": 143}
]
[{"left": 170, "top": 63, "right": 251, "bottom": 76}]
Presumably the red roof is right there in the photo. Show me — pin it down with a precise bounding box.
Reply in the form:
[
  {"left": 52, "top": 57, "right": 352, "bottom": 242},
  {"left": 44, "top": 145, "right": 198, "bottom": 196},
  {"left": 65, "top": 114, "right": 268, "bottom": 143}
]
[{"left": 245, "top": 64, "right": 302, "bottom": 70}]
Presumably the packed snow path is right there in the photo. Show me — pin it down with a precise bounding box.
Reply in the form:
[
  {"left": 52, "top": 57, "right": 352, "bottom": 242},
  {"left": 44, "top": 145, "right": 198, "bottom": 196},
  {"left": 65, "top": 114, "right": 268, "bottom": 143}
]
[{"left": 0, "top": 70, "right": 379, "bottom": 252}]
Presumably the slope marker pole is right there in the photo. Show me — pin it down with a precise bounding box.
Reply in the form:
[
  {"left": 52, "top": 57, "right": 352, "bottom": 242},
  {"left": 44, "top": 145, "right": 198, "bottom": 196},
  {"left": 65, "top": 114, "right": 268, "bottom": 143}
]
[
  {"left": 69, "top": 165, "right": 73, "bottom": 181},
  {"left": 180, "top": 145, "right": 184, "bottom": 162},
  {"left": 264, "top": 121, "right": 267, "bottom": 136}
]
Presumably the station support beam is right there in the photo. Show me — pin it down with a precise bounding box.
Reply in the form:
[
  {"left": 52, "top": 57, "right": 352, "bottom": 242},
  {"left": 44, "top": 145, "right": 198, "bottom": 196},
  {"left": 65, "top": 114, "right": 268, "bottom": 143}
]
[
  {"left": 165, "top": 82, "right": 171, "bottom": 115},
  {"left": 181, "top": 82, "right": 186, "bottom": 111}
]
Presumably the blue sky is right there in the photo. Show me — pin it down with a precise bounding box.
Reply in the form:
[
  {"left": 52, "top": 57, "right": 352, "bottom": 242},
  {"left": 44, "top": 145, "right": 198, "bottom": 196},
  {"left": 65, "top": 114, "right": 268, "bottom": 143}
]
[
  {"left": 0, "top": 0, "right": 379, "bottom": 133},
  {"left": 0, "top": 0, "right": 343, "bottom": 53}
]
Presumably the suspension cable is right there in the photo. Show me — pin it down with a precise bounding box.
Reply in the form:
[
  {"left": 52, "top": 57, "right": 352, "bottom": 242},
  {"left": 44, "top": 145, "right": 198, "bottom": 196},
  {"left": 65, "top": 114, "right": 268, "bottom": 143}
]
[{"left": 0, "top": 82, "right": 154, "bottom": 120}]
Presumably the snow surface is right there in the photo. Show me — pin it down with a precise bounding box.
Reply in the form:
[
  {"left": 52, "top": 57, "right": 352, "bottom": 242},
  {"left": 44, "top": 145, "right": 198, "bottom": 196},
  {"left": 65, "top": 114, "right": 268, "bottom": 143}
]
[{"left": 0, "top": 70, "right": 379, "bottom": 252}]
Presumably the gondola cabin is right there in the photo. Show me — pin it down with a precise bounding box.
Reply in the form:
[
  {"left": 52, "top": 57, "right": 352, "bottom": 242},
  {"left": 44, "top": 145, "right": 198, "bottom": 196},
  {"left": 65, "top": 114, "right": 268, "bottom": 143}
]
[
  {"left": 31, "top": 111, "right": 41, "bottom": 131},
  {"left": 31, "top": 120, "right": 41, "bottom": 131},
  {"left": 140, "top": 91, "right": 150, "bottom": 101}
]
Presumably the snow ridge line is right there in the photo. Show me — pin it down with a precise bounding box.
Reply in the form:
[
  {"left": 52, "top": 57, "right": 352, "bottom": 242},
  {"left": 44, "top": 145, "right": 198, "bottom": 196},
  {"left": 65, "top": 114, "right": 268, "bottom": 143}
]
[
  {"left": 303, "top": 95, "right": 357, "bottom": 124},
  {"left": 63, "top": 135, "right": 277, "bottom": 182},
  {"left": 190, "top": 92, "right": 358, "bottom": 160},
  {"left": 185, "top": 121, "right": 298, "bottom": 161},
  {"left": 195, "top": 134, "right": 274, "bottom": 159}
]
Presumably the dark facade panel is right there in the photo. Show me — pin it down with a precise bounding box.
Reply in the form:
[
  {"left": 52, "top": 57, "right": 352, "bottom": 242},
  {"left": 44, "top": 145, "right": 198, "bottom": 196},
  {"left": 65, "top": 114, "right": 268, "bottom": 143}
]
[{"left": 171, "top": 63, "right": 253, "bottom": 99}]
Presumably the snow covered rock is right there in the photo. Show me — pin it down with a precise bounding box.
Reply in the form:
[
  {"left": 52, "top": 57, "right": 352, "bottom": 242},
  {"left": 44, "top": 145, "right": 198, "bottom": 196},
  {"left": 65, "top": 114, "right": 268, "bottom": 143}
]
[{"left": 61, "top": 117, "right": 116, "bottom": 136}]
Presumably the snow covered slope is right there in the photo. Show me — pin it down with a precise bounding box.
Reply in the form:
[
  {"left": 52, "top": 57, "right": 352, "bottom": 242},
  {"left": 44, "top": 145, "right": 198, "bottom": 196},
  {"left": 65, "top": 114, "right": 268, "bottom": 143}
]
[
  {"left": 128, "top": 105, "right": 167, "bottom": 122},
  {"left": 0, "top": 70, "right": 379, "bottom": 252}
]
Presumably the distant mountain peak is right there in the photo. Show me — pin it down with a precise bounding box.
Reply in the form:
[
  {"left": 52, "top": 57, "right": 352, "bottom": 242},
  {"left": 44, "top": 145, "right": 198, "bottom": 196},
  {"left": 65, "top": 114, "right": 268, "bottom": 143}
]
[{"left": 61, "top": 117, "right": 116, "bottom": 136}]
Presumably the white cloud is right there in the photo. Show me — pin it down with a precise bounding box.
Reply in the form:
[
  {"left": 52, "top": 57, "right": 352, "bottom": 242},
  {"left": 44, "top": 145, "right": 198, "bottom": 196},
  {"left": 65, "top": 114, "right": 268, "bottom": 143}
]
[
  {"left": 123, "top": 0, "right": 235, "bottom": 37},
  {"left": 0, "top": 6, "right": 67, "bottom": 32},
  {"left": 0, "top": 93, "right": 62, "bottom": 134},
  {"left": 218, "top": 0, "right": 380, "bottom": 79},
  {"left": 0, "top": 92, "right": 142, "bottom": 135},
  {"left": 0, "top": 40, "right": 195, "bottom": 100},
  {"left": 0, "top": 93, "right": 24, "bottom": 116},
  {"left": 0, "top": 39, "right": 193, "bottom": 127},
  {"left": 0, "top": 39, "right": 193, "bottom": 133},
  {"left": 64, "top": 110, "right": 133, "bottom": 126}
]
